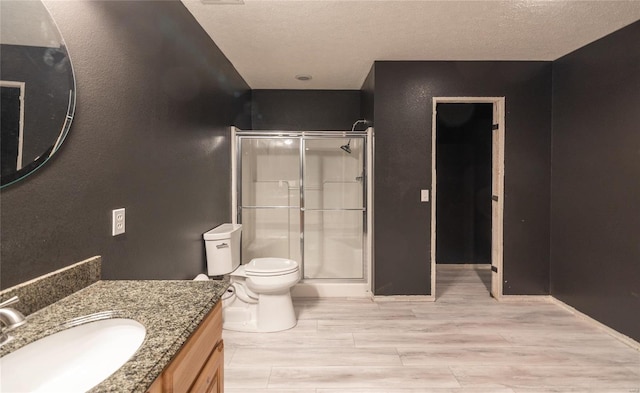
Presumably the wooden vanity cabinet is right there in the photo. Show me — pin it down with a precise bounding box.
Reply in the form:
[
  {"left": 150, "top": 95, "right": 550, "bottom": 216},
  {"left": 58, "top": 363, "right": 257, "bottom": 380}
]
[
  {"left": 190, "top": 340, "right": 224, "bottom": 393},
  {"left": 147, "top": 301, "right": 223, "bottom": 393}
]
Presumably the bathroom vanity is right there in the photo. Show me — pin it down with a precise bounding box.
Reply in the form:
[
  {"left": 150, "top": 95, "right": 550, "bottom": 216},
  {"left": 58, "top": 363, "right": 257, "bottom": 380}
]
[
  {"left": 146, "top": 301, "right": 223, "bottom": 393},
  {"left": 0, "top": 272, "right": 228, "bottom": 393}
]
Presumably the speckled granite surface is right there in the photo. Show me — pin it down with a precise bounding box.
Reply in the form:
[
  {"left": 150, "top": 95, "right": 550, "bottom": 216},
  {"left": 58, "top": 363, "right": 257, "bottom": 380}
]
[
  {"left": 0, "top": 256, "right": 101, "bottom": 316},
  {"left": 0, "top": 279, "right": 229, "bottom": 392}
]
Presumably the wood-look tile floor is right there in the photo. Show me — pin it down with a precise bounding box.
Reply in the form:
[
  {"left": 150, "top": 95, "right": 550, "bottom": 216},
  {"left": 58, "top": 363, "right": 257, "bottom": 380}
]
[{"left": 223, "top": 265, "right": 640, "bottom": 393}]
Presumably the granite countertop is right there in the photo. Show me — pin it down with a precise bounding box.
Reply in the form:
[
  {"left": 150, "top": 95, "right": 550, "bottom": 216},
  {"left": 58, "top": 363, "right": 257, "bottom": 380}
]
[{"left": 0, "top": 279, "right": 229, "bottom": 392}]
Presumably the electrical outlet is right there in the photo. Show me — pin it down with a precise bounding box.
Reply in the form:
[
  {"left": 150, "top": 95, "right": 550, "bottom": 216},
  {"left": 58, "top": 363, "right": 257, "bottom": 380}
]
[{"left": 112, "top": 208, "right": 125, "bottom": 236}]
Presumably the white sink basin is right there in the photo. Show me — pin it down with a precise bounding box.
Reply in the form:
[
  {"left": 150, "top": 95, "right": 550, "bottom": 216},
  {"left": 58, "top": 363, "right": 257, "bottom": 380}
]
[{"left": 0, "top": 318, "right": 146, "bottom": 392}]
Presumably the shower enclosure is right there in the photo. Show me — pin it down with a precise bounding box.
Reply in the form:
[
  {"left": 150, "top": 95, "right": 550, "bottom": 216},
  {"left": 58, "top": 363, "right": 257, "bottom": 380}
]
[{"left": 231, "top": 128, "right": 373, "bottom": 297}]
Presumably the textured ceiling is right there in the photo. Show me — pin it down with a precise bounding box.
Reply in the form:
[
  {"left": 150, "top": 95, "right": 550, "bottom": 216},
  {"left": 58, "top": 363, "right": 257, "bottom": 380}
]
[{"left": 181, "top": 0, "right": 640, "bottom": 89}]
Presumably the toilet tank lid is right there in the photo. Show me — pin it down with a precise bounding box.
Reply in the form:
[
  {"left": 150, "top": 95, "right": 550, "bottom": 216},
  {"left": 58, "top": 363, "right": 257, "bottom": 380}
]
[{"left": 203, "top": 223, "right": 242, "bottom": 240}]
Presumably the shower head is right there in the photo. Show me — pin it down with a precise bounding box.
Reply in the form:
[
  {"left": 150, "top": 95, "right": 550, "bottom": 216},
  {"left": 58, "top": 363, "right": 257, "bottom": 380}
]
[
  {"left": 351, "top": 119, "right": 370, "bottom": 133},
  {"left": 340, "top": 139, "right": 352, "bottom": 154}
]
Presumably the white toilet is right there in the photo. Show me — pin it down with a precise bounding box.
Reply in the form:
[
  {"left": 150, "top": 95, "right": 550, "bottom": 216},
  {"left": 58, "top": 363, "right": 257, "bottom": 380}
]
[{"left": 203, "top": 224, "right": 300, "bottom": 332}]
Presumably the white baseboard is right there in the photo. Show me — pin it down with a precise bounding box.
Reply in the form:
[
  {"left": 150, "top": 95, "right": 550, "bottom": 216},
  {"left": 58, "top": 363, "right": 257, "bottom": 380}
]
[
  {"left": 496, "top": 295, "right": 639, "bottom": 350},
  {"left": 550, "top": 297, "right": 640, "bottom": 351},
  {"left": 497, "top": 295, "right": 553, "bottom": 302},
  {"left": 291, "top": 283, "right": 371, "bottom": 298},
  {"left": 437, "top": 263, "right": 491, "bottom": 270},
  {"left": 373, "top": 295, "right": 435, "bottom": 302},
  {"left": 291, "top": 283, "right": 639, "bottom": 351}
]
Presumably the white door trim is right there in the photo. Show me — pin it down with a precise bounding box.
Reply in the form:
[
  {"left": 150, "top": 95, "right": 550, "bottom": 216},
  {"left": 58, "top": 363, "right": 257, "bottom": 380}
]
[{"left": 431, "top": 97, "right": 505, "bottom": 300}]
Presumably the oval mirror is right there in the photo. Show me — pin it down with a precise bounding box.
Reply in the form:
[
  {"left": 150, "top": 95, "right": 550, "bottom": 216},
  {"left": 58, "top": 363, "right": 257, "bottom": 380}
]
[{"left": 0, "top": 1, "right": 76, "bottom": 188}]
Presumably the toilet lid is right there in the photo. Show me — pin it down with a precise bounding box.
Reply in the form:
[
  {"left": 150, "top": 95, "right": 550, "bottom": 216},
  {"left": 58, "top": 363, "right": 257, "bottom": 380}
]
[{"left": 244, "top": 258, "right": 299, "bottom": 276}]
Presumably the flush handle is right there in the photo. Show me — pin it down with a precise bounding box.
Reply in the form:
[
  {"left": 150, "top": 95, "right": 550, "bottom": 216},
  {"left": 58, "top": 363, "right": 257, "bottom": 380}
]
[{"left": 216, "top": 243, "right": 229, "bottom": 249}]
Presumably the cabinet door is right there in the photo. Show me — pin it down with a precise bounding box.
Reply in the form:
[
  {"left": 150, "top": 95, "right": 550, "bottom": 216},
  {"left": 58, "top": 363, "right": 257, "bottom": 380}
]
[
  {"left": 190, "top": 340, "right": 224, "bottom": 393},
  {"left": 162, "top": 302, "right": 222, "bottom": 393},
  {"left": 146, "top": 378, "right": 163, "bottom": 393}
]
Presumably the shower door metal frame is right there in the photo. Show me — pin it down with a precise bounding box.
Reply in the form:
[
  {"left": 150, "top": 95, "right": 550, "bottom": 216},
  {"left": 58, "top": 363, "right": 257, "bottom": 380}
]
[{"left": 233, "top": 130, "right": 370, "bottom": 283}]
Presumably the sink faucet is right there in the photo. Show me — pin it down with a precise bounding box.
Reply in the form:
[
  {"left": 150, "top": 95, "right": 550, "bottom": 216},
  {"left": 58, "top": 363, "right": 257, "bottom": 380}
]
[{"left": 0, "top": 296, "right": 27, "bottom": 345}]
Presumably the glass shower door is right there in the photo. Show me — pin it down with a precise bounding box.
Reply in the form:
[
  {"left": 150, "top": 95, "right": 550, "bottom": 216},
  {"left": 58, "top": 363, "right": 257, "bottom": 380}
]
[
  {"left": 302, "top": 137, "right": 365, "bottom": 279},
  {"left": 239, "top": 137, "right": 301, "bottom": 264}
]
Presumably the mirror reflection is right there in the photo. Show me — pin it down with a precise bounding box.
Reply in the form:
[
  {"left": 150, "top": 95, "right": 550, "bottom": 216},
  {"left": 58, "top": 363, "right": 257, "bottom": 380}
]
[{"left": 0, "top": 0, "right": 76, "bottom": 188}]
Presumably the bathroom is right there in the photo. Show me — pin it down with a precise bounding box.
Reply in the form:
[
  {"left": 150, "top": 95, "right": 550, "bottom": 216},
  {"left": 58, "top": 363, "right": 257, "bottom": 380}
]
[{"left": 1, "top": 0, "right": 639, "bottom": 391}]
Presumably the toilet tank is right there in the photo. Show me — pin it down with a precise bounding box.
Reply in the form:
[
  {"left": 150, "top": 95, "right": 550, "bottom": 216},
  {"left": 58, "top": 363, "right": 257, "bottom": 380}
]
[{"left": 203, "top": 223, "right": 242, "bottom": 276}]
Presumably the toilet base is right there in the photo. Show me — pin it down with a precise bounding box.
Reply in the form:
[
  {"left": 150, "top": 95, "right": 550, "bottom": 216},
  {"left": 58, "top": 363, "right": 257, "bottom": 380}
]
[
  {"left": 222, "top": 287, "right": 297, "bottom": 333},
  {"left": 223, "top": 306, "right": 259, "bottom": 332}
]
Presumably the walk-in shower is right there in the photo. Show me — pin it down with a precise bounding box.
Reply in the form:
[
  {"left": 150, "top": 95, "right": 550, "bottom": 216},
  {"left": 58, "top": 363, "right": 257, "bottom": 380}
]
[{"left": 231, "top": 127, "right": 373, "bottom": 297}]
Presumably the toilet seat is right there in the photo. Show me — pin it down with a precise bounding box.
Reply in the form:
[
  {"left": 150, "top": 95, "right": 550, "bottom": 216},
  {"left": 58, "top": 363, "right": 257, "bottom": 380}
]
[{"left": 244, "top": 258, "right": 299, "bottom": 277}]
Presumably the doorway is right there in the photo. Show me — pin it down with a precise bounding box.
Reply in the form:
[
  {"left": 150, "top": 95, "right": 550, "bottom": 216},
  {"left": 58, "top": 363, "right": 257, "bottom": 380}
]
[{"left": 431, "top": 98, "right": 505, "bottom": 299}]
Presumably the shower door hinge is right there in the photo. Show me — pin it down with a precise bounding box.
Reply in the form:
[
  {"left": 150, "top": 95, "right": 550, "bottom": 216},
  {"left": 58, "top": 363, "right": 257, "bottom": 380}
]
[
  {"left": 492, "top": 124, "right": 499, "bottom": 130},
  {"left": 491, "top": 265, "right": 498, "bottom": 273},
  {"left": 491, "top": 195, "right": 499, "bottom": 202}
]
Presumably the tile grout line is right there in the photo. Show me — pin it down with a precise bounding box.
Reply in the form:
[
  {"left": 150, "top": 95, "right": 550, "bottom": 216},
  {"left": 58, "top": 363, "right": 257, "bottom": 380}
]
[
  {"left": 447, "top": 365, "right": 465, "bottom": 388},
  {"left": 228, "top": 346, "right": 239, "bottom": 368},
  {"left": 265, "top": 366, "right": 274, "bottom": 389},
  {"left": 393, "top": 346, "right": 404, "bottom": 366}
]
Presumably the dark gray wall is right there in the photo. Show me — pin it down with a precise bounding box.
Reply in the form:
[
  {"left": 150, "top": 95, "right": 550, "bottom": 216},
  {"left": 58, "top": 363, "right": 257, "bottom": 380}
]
[
  {"left": 551, "top": 21, "right": 640, "bottom": 341},
  {"left": 360, "top": 66, "right": 375, "bottom": 124},
  {"left": 0, "top": 0, "right": 250, "bottom": 289},
  {"left": 251, "top": 90, "right": 360, "bottom": 130},
  {"left": 372, "top": 61, "right": 552, "bottom": 295}
]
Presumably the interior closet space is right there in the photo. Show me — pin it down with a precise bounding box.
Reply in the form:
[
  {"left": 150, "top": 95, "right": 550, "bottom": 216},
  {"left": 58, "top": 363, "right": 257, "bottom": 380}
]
[{"left": 435, "top": 103, "right": 493, "bottom": 267}]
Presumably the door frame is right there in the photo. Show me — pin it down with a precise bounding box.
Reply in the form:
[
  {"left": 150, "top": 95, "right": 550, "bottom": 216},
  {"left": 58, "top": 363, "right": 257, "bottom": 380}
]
[
  {"left": 1, "top": 80, "right": 26, "bottom": 171},
  {"left": 431, "top": 97, "right": 505, "bottom": 299}
]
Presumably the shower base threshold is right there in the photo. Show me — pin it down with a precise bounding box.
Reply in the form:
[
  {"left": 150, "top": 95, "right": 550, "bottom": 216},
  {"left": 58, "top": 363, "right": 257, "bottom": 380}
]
[{"left": 291, "top": 282, "right": 371, "bottom": 298}]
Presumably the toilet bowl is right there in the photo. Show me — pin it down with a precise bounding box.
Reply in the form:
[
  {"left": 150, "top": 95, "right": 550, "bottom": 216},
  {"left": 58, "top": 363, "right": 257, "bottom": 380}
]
[
  {"left": 203, "top": 224, "right": 300, "bottom": 333},
  {"left": 224, "top": 258, "right": 300, "bottom": 332}
]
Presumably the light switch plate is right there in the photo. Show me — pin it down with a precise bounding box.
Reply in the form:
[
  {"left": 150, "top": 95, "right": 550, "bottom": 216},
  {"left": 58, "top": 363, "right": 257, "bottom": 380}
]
[
  {"left": 421, "top": 189, "right": 430, "bottom": 202},
  {"left": 112, "top": 208, "right": 125, "bottom": 236}
]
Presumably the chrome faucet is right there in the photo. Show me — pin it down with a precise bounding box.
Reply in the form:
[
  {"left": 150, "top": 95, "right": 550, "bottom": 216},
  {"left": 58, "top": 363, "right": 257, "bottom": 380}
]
[{"left": 0, "top": 296, "right": 27, "bottom": 345}]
